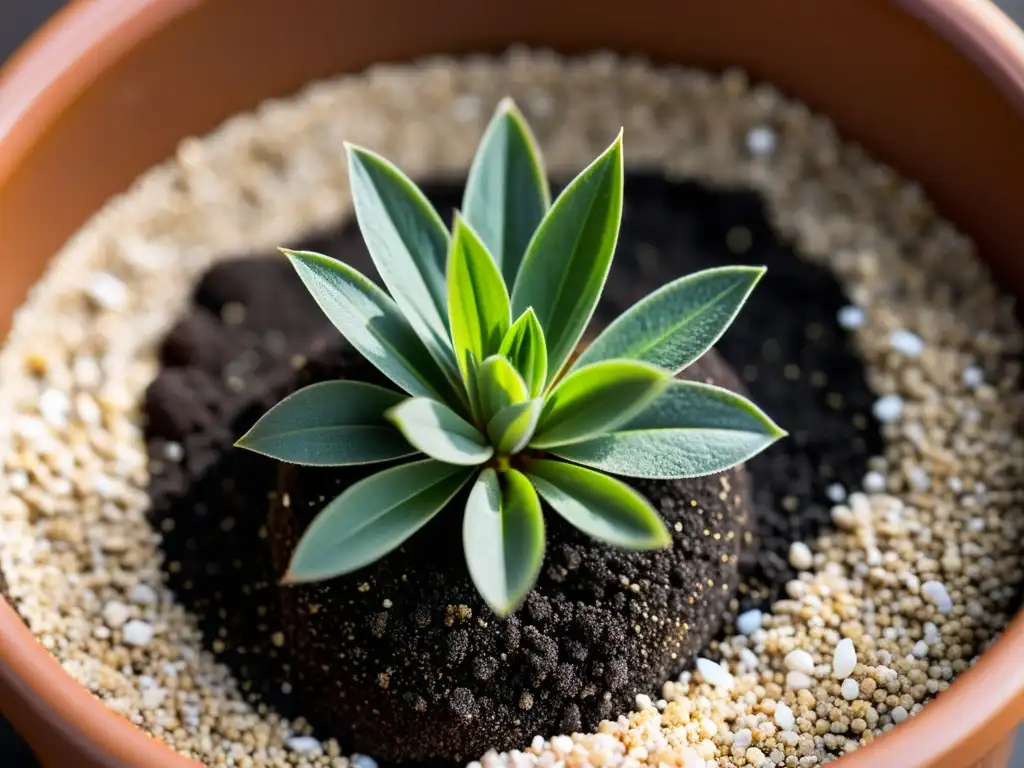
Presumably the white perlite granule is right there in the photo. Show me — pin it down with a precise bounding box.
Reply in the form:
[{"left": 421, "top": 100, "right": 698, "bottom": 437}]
[{"left": 1, "top": 50, "right": 1022, "bottom": 768}]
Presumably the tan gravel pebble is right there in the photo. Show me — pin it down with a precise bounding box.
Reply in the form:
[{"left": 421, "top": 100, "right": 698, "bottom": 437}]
[{"left": 1, "top": 50, "right": 1022, "bottom": 768}]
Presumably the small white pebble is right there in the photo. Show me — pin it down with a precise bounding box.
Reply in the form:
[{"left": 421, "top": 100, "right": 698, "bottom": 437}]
[
  {"left": 841, "top": 678, "right": 860, "bottom": 700},
  {"left": 891, "top": 706, "right": 909, "bottom": 724},
  {"left": 162, "top": 441, "right": 184, "bottom": 462},
  {"left": 695, "top": 657, "right": 734, "bottom": 690},
  {"left": 784, "top": 649, "right": 815, "bottom": 675},
  {"left": 825, "top": 483, "right": 847, "bottom": 503},
  {"left": 352, "top": 755, "right": 379, "bottom": 768},
  {"left": 962, "top": 365, "right": 984, "bottom": 388},
  {"left": 129, "top": 583, "right": 159, "bottom": 606},
  {"left": 8, "top": 470, "right": 29, "bottom": 492},
  {"left": 286, "top": 736, "right": 322, "bottom": 754},
  {"left": 739, "top": 647, "right": 760, "bottom": 670},
  {"left": 832, "top": 638, "right": 857, "bottom": 679},
  {"left": 966, "top": 517, "right": 986, "bottom": 533},
  {"left": 836, "top": 305, "right": 865, "bottom": 330},
  {"left": 745, "top": 747, "right": 767, "bottom": 767},
  {"left": 786, "top": 671, "right": 814, "bottom": 690},
  {"left": 863, "top": 470, "right": 888, "bottom": 493},
  {"left": 141, "top": 687, "right": 165, "bottom": 709},
  {"left": 733, "top": 728, "right": 753, "bottom": 749},
  {"left": 102, "top": 601, "right": 131, "bottom": 629},
  {"left": 39, "top": 388, "right": 69, "bottom": 426},
  {"left": 788, "top": 542, "right": 813, "bottom": 570},
  {"left": 122, "top": 620, "right": 154, "bottom": 647},
  {"left": 774, "top": 702, "right": 795, "bottom": 730},
  {"left": 736, "top": 609, "right": 763, "bottom": 636},
  {"left": 889, "top": 329, "right": 925, "bottom": 357},
  {"left": 87, "top": 272, "right": 129, "bottom": 310},
  {"left": 912, "top": 640, "right": 930, "bottom": 659},
  {"left": 551, "top": 735, "right": 573, "bottom": 754},
  {"left": 922, "top": 580, "right": 953, "bottom": 614},
  {"left": 872, "top": 394, "right": 904, "bottom": 423},
  {"left": 635, "top": 693, "right": 653, "bottom": 709},
  {"left": 679, "top": 746, "right": 705, "bottom": 768},
  {"left": 746, "top": 125, "right": 776, "bottom": 155}
]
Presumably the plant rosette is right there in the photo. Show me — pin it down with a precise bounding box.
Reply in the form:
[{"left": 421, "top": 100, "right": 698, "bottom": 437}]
[{"left": 237, "top": 98, "right": 786, "bottom": 616}]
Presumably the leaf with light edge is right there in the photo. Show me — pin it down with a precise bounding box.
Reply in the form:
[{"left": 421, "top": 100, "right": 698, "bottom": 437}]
[
  {"left": 345, "top": 144, "right": 457, "bottom": 373},
  {"left": 498, "top": 308, "right": 547, "bottom": 398},
  {"left": 476, "top": 354, "right": 529, "bottom": 424},
  {"left": 524, "top": 458, "right": 670, "bottom": 549},
  {"left": 235, "top": 380, "right": 414, "bottom": 466},
  {"left": 511, "top": 132, "right": 624, "bottom": 385},
  {"left": 486, "top": 398, "right": 544, "bottom": 454},
  {"left": 573, "top": 266, "right": 766, "bottom": 373},
  {"left": 386, "top": 398, "right": 493, "bottom": 466},
  {"left": 550, "top": 380, "right": 786, "bottom": 478},
  {"left": 447, "top": 214, "right": 512, "bottom": 383},
  {"left": 462, "top": 98, "right": 551, "bottom": 288},
  {"left": 283, "top": 249, "right": 461, "bottom": 405},
  {"left": 530, "top": 359, "right": 669, "bottom": 449},
  {"left": 284, "top": 460, "right": 474, "bottom": 584},
  {"left": 463, "top": 468, "right": 545, "bottom": 616}
]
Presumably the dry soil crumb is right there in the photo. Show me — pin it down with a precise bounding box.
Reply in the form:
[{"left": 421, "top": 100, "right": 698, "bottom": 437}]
[{"left": 1, "top": 49, "right": 1022, "bottom": 767}]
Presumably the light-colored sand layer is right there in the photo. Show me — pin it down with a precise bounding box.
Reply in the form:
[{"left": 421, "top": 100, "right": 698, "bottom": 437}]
[{"left": 1, "top": 50, "right": 1022, "bottom": 768}]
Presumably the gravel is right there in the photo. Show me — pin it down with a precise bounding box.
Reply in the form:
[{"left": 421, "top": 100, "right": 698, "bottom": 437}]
[{"left": 1, "top": 49, "right": 1022, "bottom": 768}]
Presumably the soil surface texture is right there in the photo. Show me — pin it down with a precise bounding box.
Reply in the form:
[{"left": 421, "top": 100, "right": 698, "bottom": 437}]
[{"left": 143, "top": 173, "right": 880, "bottom": 760}]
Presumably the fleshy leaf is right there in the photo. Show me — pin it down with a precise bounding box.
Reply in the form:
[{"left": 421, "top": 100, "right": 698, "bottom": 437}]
[
  {"left": 283, "top": 249, "right": 460, "bottom": 404},
  {"left": 498, "top": 308, "right": 547, "bottom": 398},
  {"left": 462, "top": 98, "right": 551, "bottom": 288},
  {"left": 284, "top": 460, "right": 474, "bottom": 583},
  {"left": 524, "top": 459, "right": 670, "bottom": 549},
  {"left": 487, "top": 398, "right": 544, "bottom": 455},
  {"left": 448, "top": 214, "right": 512, "bottom": 384},
  {"left": 386, "top": 398, "right": 493, "bottom": 466},
  {"left": 235, "top": 380, "right": 415, "bottom": 466},
  {"left": 530, "top": 359, "right": 669, "bottom": 449},
  {"left": 550, "top": 380, "right": 786, "bottom": 478},
  {"left": 573, "top": 266, "right": 766, "bottom": 373},
  {"left": 345, "top": 144, "right": 456, "bottom": 372},
  {"left": 463, "top": 468, "right": 545, "bottom": 616},
  {"left": 476, "top": 354, "right": 529, "bottom": 425},
  {"left": 511, "top": 132, "right": 624, "bottom": 385}
]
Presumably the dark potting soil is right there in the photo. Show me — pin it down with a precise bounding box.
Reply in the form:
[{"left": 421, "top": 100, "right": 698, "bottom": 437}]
[
  {"left": 266, "top": 342, "right": 752, "bottom": 761},
  {"left": 143, "top": 173, "right": 881, "bottom": 760}
]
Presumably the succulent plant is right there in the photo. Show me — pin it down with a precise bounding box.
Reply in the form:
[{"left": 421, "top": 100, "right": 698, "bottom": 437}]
[{"left": 236, "top": 98, "right": 785, "bottom": 615}]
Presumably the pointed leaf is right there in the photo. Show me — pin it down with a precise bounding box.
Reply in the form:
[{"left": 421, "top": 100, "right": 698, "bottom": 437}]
[
  {"left": 530, "top": 359, "right": 669, "bottom": 449},
  {"left": 511, "top": 133, "right": 624, "bottom": 385},
  {"left": 284, "top": 460, "right": 474, "bottom": 583},
  {"left": 525, "top": 459, "right": 670, "bottom": 549},
  {"left": 387, "top": 398, "right": 493, "bottom": 466},
  {"left": 448, "top": 215, "right": 512, "bottom": 383},
  {"left": 551, "top": 380, "right": 786, "bottom": 479},
  {"left": 499, "top": 308, "right": 547, "bottom": 398},
  {"left": 235, "top": 380, "right": 415, "bottom": 466},
  {"left": 477, "top": 354, "right": 529, "bottom": 424},
  {"left": 573, "top": 266, "right": 766, "bottom": 373},
  {"left": 487, "top": 398, "right": 544, "bottom": 455},
  {"left": 283, "top": 249, "right": 459, "bottom": 404},
  {"left": 463, "top": 468, "right": 545, "bottom": 616},
  {"left": 462, "top": 98, "right": 551, "bottom": 287},
  {"left": 345, "top": 144, "right": 456, "bottom": 371}
]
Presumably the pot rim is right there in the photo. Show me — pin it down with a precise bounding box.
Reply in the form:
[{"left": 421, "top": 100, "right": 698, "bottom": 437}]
[{"left": 1, "top": 1, "right": 1023, "bottom": 766}]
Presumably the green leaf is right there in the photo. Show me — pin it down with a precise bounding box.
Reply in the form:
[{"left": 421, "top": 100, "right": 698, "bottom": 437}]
[
  {"left": 498, "top": 308, "right": 547, "bottom": 398},
  {"left": 235, "top": 380, "right": 415, "bottom": 466},
  {"left": 511, "top": 132, "right": 624, "bottom": 385},
  {"left": 476, "top": 354, "right": 529, "bottom": 425},
  {"left": 524, "top": 459, "right": 670, "bottom": 549},
  {"left": 487, "top": 398, "right": 544, "bottom": 454},
  {"left": 386, "top": 398, "right": 493, "bottom": 466},
  {"left": 530, "top": 359, "right": 669, "bottom": 449},
  {"left": 283, "top": 249, "right": 460, "bottom": 404},
  {"left": 447, "top": 214, "right": 512, "bottom": 384},
  {"left": 573, "top": 266, "right": 766, "bottom": 373},
  {"left": 550, "top": 380, "right": 786, "bottom": 479},
  {"left": 345, "top": 144, "right": 456, "bottom": 372},
  {"left": 284, "top": 460, "right": 474, "bottom": 583},
  {"left": 463, "top": 468, "right": 545, "bottom": 616},
  {"left": 462, "top": 98, "right": 551, "bottom": 288}
]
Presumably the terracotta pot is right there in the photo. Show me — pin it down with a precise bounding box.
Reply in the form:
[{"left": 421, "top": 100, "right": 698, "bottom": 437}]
[{"left": 2, "top": 0, "right": 1024, "bottom": 765}]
